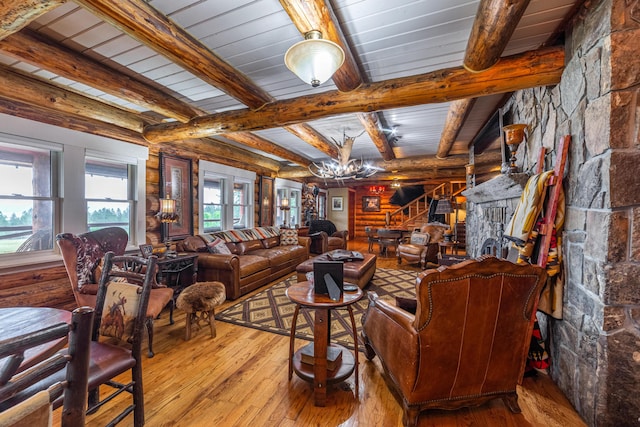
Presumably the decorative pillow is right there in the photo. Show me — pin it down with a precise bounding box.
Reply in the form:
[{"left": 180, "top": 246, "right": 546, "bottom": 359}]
[
  {"left": 206, "top": 238, "right": 232, "bottom": 254},
  {"left": 280, "top": 229, "right": 298, "bottom": 246},
  {"left": 100, "top": 281, "right": 142, "bottom": 342},
  {"left": 261, "top": 236, "right": 280, "bottom": 248},
  {"left": 410, "top": 232, "right": 430, "bottom": 246},
  {"left": 396, "top": 296, "right": 417, "bottom": 314}
]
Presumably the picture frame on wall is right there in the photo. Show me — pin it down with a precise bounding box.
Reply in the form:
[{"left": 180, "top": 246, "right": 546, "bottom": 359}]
[
  {"left": 259, "top": 176, "right": 274, "bottom": 226},
  {"left": 362, "top": 196, "right": 381, "bottom": 212},
  {"left": 332, "top": 196, "right": 343, "bottom": 211},
  {"left": 160, "top": 153, "right": 193, "bottom": 241}
]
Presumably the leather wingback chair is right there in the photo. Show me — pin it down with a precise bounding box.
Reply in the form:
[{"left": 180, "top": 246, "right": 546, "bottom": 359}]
[
  {"left": 396, "top": 230, "right": 431, "bottom": 269},
  {"left": 362, "top": 256, "right": 547, "bottom": 426},
  {"left": 299, "top": 220, "right": 347, "bottom": 254},
  {"left": 57, "top": 227, "right": 129, "bottom": 307},
  {"left": 57, "top": 227, "right": 174, "bottom": 357}
]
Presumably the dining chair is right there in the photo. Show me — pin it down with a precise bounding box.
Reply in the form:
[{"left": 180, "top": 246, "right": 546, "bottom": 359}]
[
  {"left": 87, "top": 251, "right": 158, "bottom": 426},
  {"left": 376, "top": 228, "right": 403, "bottom": 257},
  {"left": 0, "top": 307, "right": 94, "bottom": 427},
  {"left": 364, "top": 226, "right": 380, "bottom": 253}
]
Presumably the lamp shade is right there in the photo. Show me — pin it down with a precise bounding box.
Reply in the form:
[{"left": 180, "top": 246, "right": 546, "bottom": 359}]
[
  {"left": 157, "top": 196, "right": 179, "bottom": 222},
  {"left": 435, "top": 198, "right": 454, "bottom": 214},
  {"left": 284, "top": 30, "right": 344, "bottom": 87}
]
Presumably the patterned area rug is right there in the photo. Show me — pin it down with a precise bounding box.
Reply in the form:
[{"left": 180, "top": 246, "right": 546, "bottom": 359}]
[{"left": 216, "top": 268, "right": 419, "bottom": 351}]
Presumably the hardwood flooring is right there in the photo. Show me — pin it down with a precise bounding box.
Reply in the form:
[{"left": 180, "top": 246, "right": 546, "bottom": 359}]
[{"left": 53, "top": 239, "right": 585, "bottom": 426}]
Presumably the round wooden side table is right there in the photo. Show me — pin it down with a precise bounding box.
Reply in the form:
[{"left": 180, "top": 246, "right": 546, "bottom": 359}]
[{"left": 285, "top": 281, "right": 363, "bottom": 407}]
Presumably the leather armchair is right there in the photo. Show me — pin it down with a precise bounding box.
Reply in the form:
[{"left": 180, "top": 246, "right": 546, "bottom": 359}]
[
  {"left": 396, "top": 231, "right": 431, "bottom": 269},
  {"left": 298, "top": 220, "right": 347, "bottom": 254},
  {"left": 361, "top": 256, "right": 547, "bottom": 426}
]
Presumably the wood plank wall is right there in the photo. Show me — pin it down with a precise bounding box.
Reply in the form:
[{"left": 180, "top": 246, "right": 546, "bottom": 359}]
[{"left": 353, "top": 186, "right": 394, "bottom": 239}]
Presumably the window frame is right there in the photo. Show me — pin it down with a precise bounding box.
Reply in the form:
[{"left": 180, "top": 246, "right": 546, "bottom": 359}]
[
  {"left": 274, "top": 178, "right": 302, "bottom": 228},
  {"left": 198, "top": 160, "right": 255, "bottom": 232},
  {"left": 0, "top": 115, "right": 147, "bottom": 268}
]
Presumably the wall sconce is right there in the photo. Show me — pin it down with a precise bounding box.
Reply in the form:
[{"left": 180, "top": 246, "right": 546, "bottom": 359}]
[
  {"left": 390, "top": 178, "right": 401, "bottom": 189},
  {"left": 503, "top": 124, "right": 528, "bottom": 173},
  {"left": 284, "top": 30, "right": 345, "bottom": 87},
  {"left": 369, "top": 185, "right": 385, "bottom": 195},
  {"left": 156, "top": 196, "right": 179, "bottom": 256}
]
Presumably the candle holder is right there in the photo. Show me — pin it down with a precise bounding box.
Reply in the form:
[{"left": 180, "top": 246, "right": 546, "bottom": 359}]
[{"left": 503, "top": 124, "right": 528, "bottom": 173}]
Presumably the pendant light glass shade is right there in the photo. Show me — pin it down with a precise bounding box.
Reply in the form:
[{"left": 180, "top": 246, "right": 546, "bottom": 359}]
[{"left": 284, "top": 30, "right": 345, "bottom": 87}]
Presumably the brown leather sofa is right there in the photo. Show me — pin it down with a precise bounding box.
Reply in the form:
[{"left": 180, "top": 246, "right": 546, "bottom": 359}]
[
  {"left": 361, "top": 256, "right": 547, "bottom": 426},
  {"left": 297, "top": 220, "right": 347, "bottom": 254},
  {"left": 176, "top": 227, "right": 309, "bottom": 300}
]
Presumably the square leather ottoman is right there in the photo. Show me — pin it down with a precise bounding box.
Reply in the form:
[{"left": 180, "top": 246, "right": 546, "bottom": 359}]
[{"left": 296, "top": 252, "right": 377, "bottom": 289}]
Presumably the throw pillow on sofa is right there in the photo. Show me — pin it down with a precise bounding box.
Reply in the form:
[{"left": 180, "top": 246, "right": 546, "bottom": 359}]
[
  {"left": 207, "top": 238, "right": 232, "bottom": 254},
  {"left": 280, "top": 229, "right": 298, "bottom": 245}
]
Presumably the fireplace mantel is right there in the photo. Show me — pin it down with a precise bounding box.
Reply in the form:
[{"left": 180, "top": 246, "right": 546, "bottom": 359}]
[{"left": 462, "top": 173, "right": 529, "bottom": 204}]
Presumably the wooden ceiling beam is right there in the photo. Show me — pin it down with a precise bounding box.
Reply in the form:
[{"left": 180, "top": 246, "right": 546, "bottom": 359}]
[
  {"left": 278, "top": 150, "right": 502, "bottom": 179},
  {"left": 284, "top": 123, "right": 339, "bottom": 158},
  {"left": 0, "top": 29, "right": 313, "bottom": 167},
  {"left": 279, "top": 0, "right": 362, "bottom": 91},
  {"left": 436, "top": 98, "right": 476, "bottom": 158},
  {"left": 0, "top": 97, "right": 147, "bottom": 145},
  {"left": 144, "top": 46, "right": 564, "bottom": 142},
  {"left": 464, "top": 0, "right": 532, "bottom": 72},
  {"left": 0, "top": 64, "right": 147, "bottom": 132},
  {"left": 280, "top": 0, "right": 395, "bottom": 161},
  {"left": 73, "top": 0, "right": 272, "bottom": 110},
  {"left": 0, "top": 30, "right": 200, "bottom": 122},
  {"left": 223, "top": 132, "right": 311, "bottom": 167},
  {"left": 0, "top": 0, "right": 65, "bottom": 40},
  {"left": 73, "top": 0, "right": 336, "bottom": 160},
  {"left": 357, "top": 112, "right": 395, "bottom": 161}
]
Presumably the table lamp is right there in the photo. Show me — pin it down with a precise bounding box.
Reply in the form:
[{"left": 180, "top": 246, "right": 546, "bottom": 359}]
[{"left": 156, "top": 195, "right": 179, "bottom": 256}]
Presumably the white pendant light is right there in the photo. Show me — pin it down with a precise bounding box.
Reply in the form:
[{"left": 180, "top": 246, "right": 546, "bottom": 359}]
[{"left": 284, "top": 30, "right": 345, "bottom": 87}]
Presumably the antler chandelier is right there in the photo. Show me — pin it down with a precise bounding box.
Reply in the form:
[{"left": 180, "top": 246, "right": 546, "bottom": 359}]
[{"left": 308, "top": 131, "right": 380, "bottom": 180}]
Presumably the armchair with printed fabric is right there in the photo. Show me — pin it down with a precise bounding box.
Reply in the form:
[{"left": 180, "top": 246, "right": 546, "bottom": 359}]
[
  {"left": 297, "top": 219, "right": 348, "bottom": 254},
  {"left": 56, "top": 227, "right": 174, "bottom": 358}
]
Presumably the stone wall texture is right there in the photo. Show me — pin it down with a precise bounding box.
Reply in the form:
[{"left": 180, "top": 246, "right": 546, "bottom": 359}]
[{"left": 466, "top": 0, "right": 640, "bottom": 425}]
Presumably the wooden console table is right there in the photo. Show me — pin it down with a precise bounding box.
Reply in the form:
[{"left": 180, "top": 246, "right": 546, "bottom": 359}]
[{"left": 286, "top": 281, "right": 363, "bottom": 406}]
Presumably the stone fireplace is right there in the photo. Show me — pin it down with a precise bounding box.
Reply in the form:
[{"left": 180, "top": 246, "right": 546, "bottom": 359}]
[
  {"left": 463, "top": 173, "right": 529, "bottom": 258},
  {"left": 463, "top": 1, "right": 640, "bottom": 425}
]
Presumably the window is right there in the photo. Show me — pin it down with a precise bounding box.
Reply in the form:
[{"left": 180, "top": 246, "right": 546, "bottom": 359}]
[
  {"left": 0, "top": 142, "right": 56, "bottom": 255},
  {"left": 274, "top": 179, "right": 302, "bottom": 228},
  {"left": 202, "top": 178, "right": 224, "bottom": 232},
  {"left": 199, "top": 160, "right": 255, "bottom": 232},
  {"left": 0, "top": 116, "right": 148, "bottom": 267},
  {"left": 233, "top": 182, "right": 250, "bottom": 229},
  {"left": 289, "top": 189, "right": 300, "bottom": 227},
  {"left": 85, "top": 158, "right": 133, "bottom": 233},
  {"left": 317, "top": 192, "right": 326, "bottom": 219}
]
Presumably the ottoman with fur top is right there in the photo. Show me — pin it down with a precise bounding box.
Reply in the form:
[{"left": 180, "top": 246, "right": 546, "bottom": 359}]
[{"left": 176, "top": 281, "right": 226, "bottom": 340}]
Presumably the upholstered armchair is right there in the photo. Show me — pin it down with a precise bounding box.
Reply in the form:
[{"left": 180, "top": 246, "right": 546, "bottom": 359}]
[
  {"left": 57, "top": 227, "right": 129, "bottom": 307},
  {"left": 396, "top": 230, "right": 431, "bottom": 269},
  {"left": 361, "top": 256, "right": 547, "bottom": 426},
  {"left": 298, "top": 220, "right": 347, "bottom": 254},
  {"left": 57, "top": 227, "right": 174, "bottom": 357}
]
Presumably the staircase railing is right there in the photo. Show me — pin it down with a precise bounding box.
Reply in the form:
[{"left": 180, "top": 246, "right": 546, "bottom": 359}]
[{"left": 386, "top": 182, "right": 466, "bottom": 228}]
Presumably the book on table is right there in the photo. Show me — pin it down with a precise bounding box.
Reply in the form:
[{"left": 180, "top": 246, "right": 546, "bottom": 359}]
[{"left": 299, "top": 342, "right": 343, "bottom": 371}]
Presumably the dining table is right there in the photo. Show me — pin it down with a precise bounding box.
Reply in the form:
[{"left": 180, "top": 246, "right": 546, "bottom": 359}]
[{"left": 0, "top": 307, "right": 73, "bottom": 373}]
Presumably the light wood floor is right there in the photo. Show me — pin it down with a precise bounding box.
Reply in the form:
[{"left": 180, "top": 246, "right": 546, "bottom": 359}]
[{"left": 54, "top": 239, "right": 586, "bottom": 427}]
